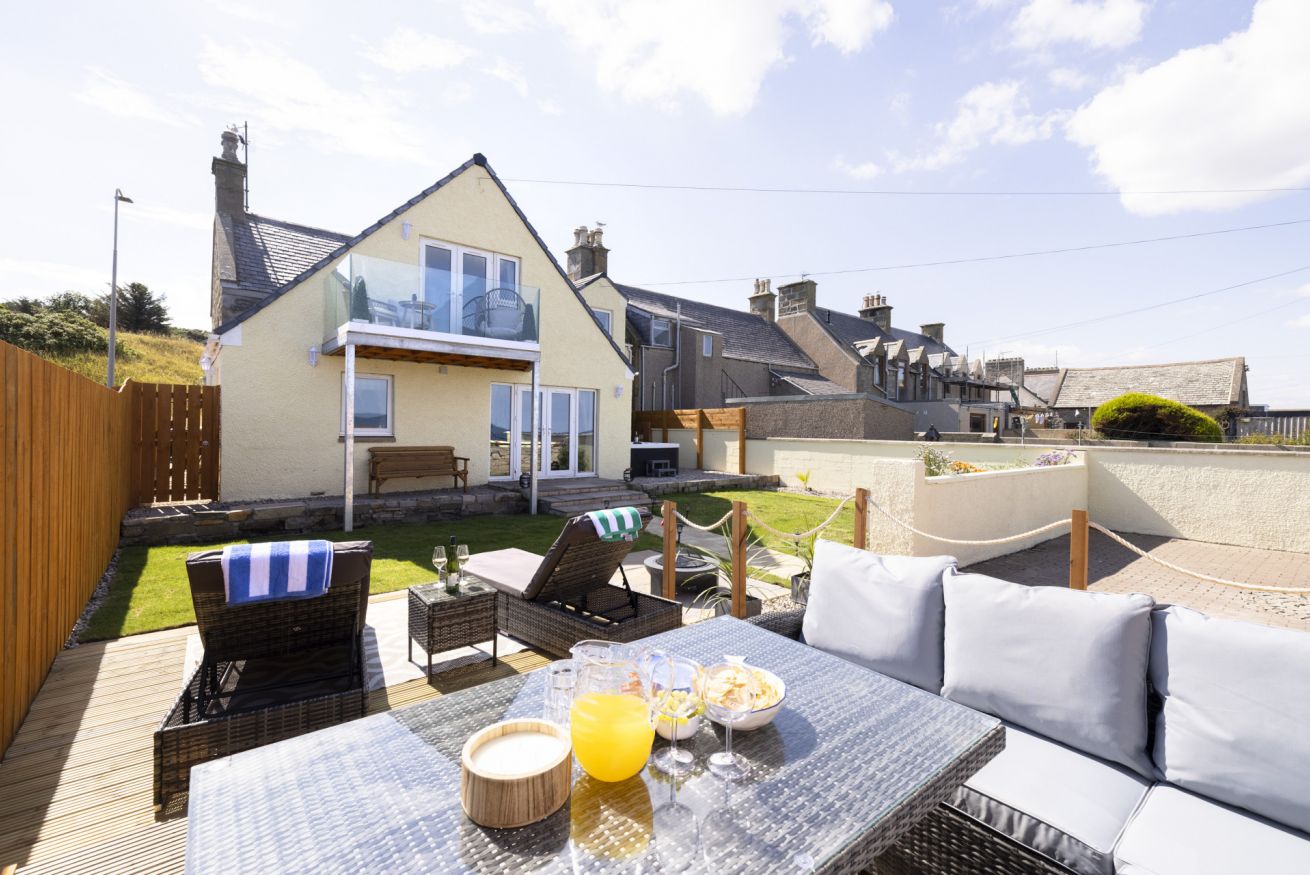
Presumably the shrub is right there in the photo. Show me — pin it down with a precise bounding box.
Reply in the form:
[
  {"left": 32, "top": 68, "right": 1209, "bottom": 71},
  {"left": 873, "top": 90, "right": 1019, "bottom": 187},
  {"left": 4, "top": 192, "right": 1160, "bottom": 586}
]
[
  {"left": 916, "top": 445, "right": 955, "bottom": 477},
  {"left": 0, "top": 308, "right": 110, "bottom": 355},
  {"left": 949, "top": 460, "right": 985, "bottom": 474},
  {"left": 1236, "top": 433, "right": 1310, "bottom": 447},
  {"left": 1091, "top": 393, "right": 1223, "bottom": 443}
]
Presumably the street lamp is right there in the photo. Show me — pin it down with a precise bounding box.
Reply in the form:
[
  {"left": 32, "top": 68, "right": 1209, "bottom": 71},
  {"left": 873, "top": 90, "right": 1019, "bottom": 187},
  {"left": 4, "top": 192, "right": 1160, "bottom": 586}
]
[{"left": 108, "top": 188, "right": 134, "bottom": 387}]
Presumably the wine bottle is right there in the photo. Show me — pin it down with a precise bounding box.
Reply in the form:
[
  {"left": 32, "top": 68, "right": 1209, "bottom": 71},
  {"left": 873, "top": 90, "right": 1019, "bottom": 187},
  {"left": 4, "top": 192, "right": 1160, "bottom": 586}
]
[{"left": 447, "top": 534, "right": 460, "bottom": 578}]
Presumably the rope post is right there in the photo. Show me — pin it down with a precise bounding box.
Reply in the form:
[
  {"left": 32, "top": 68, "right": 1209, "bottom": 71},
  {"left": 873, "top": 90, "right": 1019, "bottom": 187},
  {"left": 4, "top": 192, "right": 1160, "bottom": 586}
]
[
  {"left": 853, "top": 488, "right": 868, "bottom": 550},
  {"left": 662, "top": 500, "right": 678, "bottom": 600},
  {"left": 731, "top": 500, "right": 748, "bottom": 618},
  {"left": 1069, "top": 508, "right": 1089, "bottom": 591}
]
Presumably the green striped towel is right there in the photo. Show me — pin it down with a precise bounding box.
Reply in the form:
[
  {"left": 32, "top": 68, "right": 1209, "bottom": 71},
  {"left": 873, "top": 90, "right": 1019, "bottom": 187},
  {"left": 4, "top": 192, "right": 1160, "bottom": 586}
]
[{"left": 586, "top": 506, "right": 644, "bottom": 542}]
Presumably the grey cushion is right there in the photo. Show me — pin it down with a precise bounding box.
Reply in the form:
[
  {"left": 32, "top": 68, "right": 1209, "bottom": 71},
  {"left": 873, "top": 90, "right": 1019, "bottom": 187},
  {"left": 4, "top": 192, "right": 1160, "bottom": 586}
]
[
  {"left": 1114, "top": 785, "right": 1310, "bottom": 875},
  {"left": 941, "top": 571, "right": 1155, "bottom": 777},
  {"left": 1149, "top": 605, "right": 1310, "bottom": 834},
  {"left": 951, "top": 724, "right": 1150, "bottom": 875},
  {"left": 460, "top": 548, "right": 541, "bottom": 597},
  {"left": 800, "top": 541, "right": 956, "bottom": 692}
]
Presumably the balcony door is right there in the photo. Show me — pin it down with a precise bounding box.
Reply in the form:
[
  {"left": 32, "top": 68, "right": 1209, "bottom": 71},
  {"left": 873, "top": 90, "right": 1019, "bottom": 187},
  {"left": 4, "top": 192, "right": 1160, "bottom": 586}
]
[{"left": 421, "top": 239, "right": 516, "bottom": 336}]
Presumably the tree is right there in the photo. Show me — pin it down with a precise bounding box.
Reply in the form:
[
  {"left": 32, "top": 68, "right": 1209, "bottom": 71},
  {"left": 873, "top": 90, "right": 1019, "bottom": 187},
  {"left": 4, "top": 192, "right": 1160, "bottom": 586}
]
[
  {"left": 1, "top": 296, "right": 45, "bottom": 315},
  {"left": 45, "top": 291, "right": 99, "bottom": 319},
  {"left": 111, "top": 282, "right": 171, "bottom": 333},
  {"left": 1091, "top": 393, "right": 1223, "bottom": 443}
]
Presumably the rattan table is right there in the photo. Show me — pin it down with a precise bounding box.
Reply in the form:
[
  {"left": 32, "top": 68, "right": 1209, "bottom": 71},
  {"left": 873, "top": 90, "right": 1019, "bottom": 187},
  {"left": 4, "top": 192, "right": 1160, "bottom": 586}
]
[
  {"left": 187, "top": 617, "right": 1003, "bottom": 874},
  {"left": 408, "top": 578, "right": 498, "bottom": 675}
]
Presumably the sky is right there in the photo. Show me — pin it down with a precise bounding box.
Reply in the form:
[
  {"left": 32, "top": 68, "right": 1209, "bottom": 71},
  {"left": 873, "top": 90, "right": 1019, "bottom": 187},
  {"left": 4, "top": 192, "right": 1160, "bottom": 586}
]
[{"left": 2, "top": 0, "right": 1308, "bottom": 406}]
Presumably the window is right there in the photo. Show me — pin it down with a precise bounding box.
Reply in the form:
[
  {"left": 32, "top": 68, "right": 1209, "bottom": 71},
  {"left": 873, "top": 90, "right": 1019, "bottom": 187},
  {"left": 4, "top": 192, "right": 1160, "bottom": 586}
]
[
  {"left": 578, "top": 390, "right": 596, "bottom": 473},
  {"left": 896, "top": 364, "right": 906, "bottom": 400},
  {"left": 650, "top": 318, "right": 671, "bottom": 347},
  {"left": 874, "top": 357, "right": 883, "bottom": 386},
  {"left": 594, "top": 308, "right": 612, "bottom": 335},
  {"left": 702, "top": 335, "right": 713, "bottom": 358},
  {"left": 420, "top": 239, "right": 518, "bottom": 335},
  {"left": 489, "top": 384, "right": 512, "bottom": 478},
  {"left": 341, "top": 374, "right": 393, "bottom": 436}
]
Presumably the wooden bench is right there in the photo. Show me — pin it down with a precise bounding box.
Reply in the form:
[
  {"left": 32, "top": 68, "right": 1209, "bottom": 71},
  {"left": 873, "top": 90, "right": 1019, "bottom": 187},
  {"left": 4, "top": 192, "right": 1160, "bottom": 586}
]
[{"left": 367, "top": 446, "right": 469, "bottom": 494}]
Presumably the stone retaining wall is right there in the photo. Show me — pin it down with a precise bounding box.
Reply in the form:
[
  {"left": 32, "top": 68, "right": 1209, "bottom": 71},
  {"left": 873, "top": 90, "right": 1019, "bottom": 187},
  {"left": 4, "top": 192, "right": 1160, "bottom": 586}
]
[{"left": 120, "top": 487, "right": 525, "bottom": 547}]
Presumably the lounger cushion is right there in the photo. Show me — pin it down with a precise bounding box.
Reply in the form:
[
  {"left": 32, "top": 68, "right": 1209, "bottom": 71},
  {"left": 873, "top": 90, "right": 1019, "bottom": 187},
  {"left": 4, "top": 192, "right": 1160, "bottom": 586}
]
[
  {"left": 1149, "top": 605, "right": 1310, "bottom": 833},
  {"left": 801, "top": 541, "right": 956, "bottom": 693},
  {"left": 461, "top": 548, "right": 542, "bottom": 598},
  {"left": 1114, "top": 785, "right": 1310, "bottom": 875},
  {"left": 941, "top": 571, "right": 1155, "bottom": 777},
  {"left": 950, "top": 725, "right": 1150, "bottom": 875}
]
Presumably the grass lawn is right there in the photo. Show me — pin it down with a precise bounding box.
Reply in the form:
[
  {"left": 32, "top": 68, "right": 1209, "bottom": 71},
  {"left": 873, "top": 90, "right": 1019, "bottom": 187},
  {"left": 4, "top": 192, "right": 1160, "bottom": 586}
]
[
  {"left": 81, "top": 514, "right": 662, "bottom": 642},
  {"left": 667, "top": 489, "right": 856, "bottom": 553}
]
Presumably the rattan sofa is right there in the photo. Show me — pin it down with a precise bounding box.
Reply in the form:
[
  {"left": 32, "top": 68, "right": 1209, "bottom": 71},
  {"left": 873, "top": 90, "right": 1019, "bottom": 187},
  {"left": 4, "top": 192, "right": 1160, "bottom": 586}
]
[
  {"left": 462, "top": 512, "right": 682, "bottom": 656},
  {"left": 748, "top": 541, "right": 1310, "bottom": 875},
  {"left": 153, "top": 541, "right": 373, "bottom": 813}
]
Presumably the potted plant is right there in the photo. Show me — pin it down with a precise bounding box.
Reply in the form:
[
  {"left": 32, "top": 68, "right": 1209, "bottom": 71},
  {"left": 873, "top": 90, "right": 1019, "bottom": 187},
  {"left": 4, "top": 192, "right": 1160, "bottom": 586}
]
[
  {"left": 790, "top": 529, "right": 818, "bottom": 606},
  {"left": 679, "top": 530, "right": 765, "bottom": 618}
]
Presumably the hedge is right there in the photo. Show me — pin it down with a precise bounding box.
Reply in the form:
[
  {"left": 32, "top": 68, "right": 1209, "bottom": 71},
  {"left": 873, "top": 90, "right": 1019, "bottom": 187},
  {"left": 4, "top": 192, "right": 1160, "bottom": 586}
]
[{"left": 1091, "top": 393, "right": 1223, "bottom": 442}]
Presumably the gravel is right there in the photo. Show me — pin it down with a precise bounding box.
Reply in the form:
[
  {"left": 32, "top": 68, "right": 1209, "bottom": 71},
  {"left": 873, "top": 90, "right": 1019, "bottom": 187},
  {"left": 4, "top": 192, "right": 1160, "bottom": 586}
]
[{"left": 65, "top": 549, "right": 119, "bottom": 649}]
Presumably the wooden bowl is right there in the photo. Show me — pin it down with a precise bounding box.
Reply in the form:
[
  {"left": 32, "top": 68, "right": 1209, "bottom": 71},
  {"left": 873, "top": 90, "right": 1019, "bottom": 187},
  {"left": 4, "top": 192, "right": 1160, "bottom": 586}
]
[{"left": 460, "top": 718, "right": 572, "bottom": 829}]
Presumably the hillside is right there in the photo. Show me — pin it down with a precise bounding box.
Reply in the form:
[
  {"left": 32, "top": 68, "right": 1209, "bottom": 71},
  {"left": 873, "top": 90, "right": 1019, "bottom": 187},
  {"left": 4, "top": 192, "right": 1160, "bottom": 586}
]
[{"left": 49, "top": 330, "right": 204, "bottom": 386}]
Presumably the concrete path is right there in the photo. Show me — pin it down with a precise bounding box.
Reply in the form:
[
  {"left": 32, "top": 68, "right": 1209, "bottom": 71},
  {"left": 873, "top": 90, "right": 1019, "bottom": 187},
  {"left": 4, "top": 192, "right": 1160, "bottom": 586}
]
[{"left": 966, "top": 531, "right": 1310, "bottom": 632}]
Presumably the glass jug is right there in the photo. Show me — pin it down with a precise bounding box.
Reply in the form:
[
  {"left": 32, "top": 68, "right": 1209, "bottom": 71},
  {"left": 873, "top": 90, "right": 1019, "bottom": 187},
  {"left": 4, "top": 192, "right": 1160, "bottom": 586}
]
[{"left": 568, "top": 640, "right": 656, "bottom": 781}]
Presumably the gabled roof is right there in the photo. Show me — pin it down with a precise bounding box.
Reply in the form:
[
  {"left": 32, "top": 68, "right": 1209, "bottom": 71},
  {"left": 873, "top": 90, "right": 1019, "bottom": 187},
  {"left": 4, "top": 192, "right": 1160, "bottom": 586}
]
[
  {"left": 1022, "top": 369, "right": 1065, "bottom": 406},
  {"left": 1052, "top": 358, "right": 1246, "bottom": 409},
  {"left": 615, "top": 284, "right": 816, "bottom": 371},
  {"left": 810, "top": 307, "right": 954, "bottom": 358},
  {"left": 769, "top": 370, "right": 848, "bottom": 396},
  {"left": 213, "top": 155, "right": 630, "bottom": 368},
  {"left": 224, "top": 215, "right": 351, "bottom": 299}
]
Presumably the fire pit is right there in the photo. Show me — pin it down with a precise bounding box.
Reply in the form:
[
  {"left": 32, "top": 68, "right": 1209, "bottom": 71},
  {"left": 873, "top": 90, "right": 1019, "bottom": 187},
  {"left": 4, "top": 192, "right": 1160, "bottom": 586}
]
[{"left": 643, "top": 553, "right": 716, "bottom": 593}]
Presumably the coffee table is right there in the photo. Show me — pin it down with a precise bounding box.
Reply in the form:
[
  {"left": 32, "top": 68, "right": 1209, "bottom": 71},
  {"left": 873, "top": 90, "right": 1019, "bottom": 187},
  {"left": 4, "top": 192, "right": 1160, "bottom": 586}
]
[
  {"left": 186, "top": 617, "right": 1003, "bottom": 874},
  {"left": 408, "top": 578, "right": 498, "bottom": 676}
]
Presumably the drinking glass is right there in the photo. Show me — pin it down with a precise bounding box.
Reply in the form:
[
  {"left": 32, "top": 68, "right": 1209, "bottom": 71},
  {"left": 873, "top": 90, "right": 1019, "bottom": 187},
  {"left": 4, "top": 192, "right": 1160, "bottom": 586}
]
[
  {"left": 455, "top": 544, "right": 470, "bottom": 589},
  {"left": 570, "top": 643, "right": 654, "bottom": 782},
  {"left": 542, "top": 660, "right": 577, "bottom": 728},
  {"left": 432, "top": 546, "right": 451, "bottom": 592},
  {"left": 703, "top": 656, "right": 758, "bottom": 781},
  {"left": 648, "top": 655, "right": 703, "bottom": 777}
]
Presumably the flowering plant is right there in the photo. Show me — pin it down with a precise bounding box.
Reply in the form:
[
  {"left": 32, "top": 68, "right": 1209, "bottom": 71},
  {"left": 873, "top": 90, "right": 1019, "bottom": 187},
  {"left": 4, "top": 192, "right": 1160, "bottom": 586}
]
[{"left": 1034, "top": 450, "right": 1074, "bottom": 467}]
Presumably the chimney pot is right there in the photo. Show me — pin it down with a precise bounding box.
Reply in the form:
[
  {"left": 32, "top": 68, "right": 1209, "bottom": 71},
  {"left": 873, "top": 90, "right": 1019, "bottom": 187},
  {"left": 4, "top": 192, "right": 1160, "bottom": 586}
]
[
  {"left": 566, "top": 225, "right": 610, "bottom": 281},
  {"left": 858, "top": 293, "right": 892, "bottom": 330},
  {"left": 749, "top": 278, "right": 777, "bottom": 322},
  {"left": 212, "top": 129, "right": 247, "bottom": 217}
]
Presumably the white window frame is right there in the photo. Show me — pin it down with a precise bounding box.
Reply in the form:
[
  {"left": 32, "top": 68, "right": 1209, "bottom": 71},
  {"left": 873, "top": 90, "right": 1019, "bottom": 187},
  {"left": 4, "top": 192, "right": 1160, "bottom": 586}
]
[
  {"left": 651, "top": 318, "right": 672, "bottom": 347},
  {"left": 341, "top": 373, "right": 394, "bottom": 437},
  {"left": 420, "top": 238, "right": 520, "bottom": 335},
  {"left": 594, "top": 308, "right": 613, "bottom": 335},
  {"left": 702, "top": 335, "right": 713, "bottom": 358}
]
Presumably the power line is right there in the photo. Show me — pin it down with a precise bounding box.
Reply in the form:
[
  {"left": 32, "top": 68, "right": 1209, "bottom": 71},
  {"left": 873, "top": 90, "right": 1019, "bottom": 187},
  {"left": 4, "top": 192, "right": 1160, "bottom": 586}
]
[
  {"left": 629, "top": 217, "right": 1310, "bottom": 288},
  {"left": 506, "top": 177, "right": 1310, "bottom": 197},
  {"left": 1119, "top": 296, "right": 1310, "bottom": 356},
  {"left": 959, "top": 264, "right": 1310, "bottom": 349}
]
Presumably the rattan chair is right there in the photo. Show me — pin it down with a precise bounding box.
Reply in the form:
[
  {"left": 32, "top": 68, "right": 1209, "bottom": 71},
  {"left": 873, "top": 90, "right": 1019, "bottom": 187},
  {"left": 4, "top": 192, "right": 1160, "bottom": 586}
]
[
  {"left": 153, "top": 541, "right": 373, "bottom": 813},
  {"left": 463, "top": 512, "right": 682, "bottom": 656}
]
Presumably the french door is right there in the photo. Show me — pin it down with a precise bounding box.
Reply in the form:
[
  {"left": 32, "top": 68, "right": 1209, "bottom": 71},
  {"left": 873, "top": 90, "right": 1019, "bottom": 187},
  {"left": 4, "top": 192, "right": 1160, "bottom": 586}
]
[
  {"left": 421, "top": 240, "right": 518, "bottom": 334},
  {"left": 493, "top": 385, "right": 597, "bottom": 480}
]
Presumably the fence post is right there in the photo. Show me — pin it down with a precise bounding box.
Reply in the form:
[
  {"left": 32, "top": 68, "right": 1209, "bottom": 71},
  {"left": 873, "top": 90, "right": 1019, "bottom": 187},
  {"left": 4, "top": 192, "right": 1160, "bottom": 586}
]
[
  {"left": 662, "top": 500, "right": 678, "bottom": 601},
  {"left": 731, "top": 500, "right": 748, "bottom": 618},
  {"left": 736, "top": 408, "right": 746, "bottom": 474},
  {"left": 854, "top": 488, "right": 868, "bottom": 549},
  {"left": 1069, "top": 508, "right": 1089, "bottom": 590},
  {"left": 695, "top": 410, "right": 704, "bottom": 470}
]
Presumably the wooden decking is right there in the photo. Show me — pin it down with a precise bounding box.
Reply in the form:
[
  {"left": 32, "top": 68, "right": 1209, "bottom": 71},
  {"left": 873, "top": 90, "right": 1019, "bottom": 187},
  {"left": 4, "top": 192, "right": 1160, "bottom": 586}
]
[{"left": 0, "top": 620, "right": 550, "bottom": 873}]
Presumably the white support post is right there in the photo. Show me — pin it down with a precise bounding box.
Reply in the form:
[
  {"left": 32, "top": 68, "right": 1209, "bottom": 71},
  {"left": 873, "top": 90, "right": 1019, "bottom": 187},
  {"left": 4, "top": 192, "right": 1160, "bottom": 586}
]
[
  {"left": 529, "top": 361, "right": 540, "bottom": 515},
  {"left": 344, "top": 342, "right": 356, "bottom": 533}
]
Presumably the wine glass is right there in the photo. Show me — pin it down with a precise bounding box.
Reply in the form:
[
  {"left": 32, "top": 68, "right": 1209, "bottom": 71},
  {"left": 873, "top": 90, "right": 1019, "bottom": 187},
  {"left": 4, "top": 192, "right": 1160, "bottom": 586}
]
[
  {"left": 455, "top": 543, "right": 470, "bottom": 587},
  {"left": 703, "top": 656, "right": 758, "bottom": 781},
  {"left": 648, "top": 655, "right": 703, "bottom": 777},
  {"left": 431, "top": 546, "right": 448, "bottom": 583}
]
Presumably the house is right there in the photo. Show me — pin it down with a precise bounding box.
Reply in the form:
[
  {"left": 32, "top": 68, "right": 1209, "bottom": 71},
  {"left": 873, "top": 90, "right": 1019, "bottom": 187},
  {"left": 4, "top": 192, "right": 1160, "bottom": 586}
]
[
  {"left": 1024, "top": 357, "right": 1249, "bottom": 434},
  {"left": 203, "top": 131, "right": 632, "bottom": 524}
]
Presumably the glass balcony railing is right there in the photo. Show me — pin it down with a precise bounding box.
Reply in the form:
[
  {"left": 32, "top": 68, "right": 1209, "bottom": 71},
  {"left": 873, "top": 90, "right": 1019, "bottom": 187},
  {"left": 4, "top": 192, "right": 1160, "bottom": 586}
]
[{"left": 323, "top": 253, "right": 540, "bottom": 346}]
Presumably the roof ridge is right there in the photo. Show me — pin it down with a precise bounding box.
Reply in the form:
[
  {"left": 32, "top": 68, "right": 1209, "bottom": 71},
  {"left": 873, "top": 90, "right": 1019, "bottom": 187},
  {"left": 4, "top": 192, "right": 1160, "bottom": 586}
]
[
  {"left": 1065, "top": 357, "right": 1243, "bottom": 373},
  {"left": 244, "top": 213, "right": 353, "bottom": 240}
]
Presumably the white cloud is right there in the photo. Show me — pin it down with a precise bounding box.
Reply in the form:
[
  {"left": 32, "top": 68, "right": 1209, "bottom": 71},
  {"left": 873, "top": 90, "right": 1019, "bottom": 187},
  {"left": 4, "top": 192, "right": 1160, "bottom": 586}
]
[
  {"left": 199, "top": 42, "right": 427, "bottom": 164},
  {"left": 538, "top": 97, "right": 563, "bottom": 116},
  {"left": 99, "top": 202, "right": 211, "bottom": 231},
  {"left": 77, "top": 69, "right": 194, "bottom": 127},
  {"left": 1047, "top": 66, "right": 1093, "bottom": 89},
  {"left": 463, "top": 0, "right": 535, "bottom": 34},
  {"left": 0, "top": 257, "right": 107, "bottom": 293},
  {"left": 1010, "top": 0, "right": 1148, "bottom": 51},
  {"left": 833, "top": 155, "right": 884, "bottom": 179},
  {"left": 893, "top": 81, "right": 1067, "bottom": 171},
  {"left": 536, "top": 0, "right": 893, "bottom": 116},
  {"left": 485, "top": 57, "right": 529, "bottom": 97},
  {"left": 362, "top": 27, "right": 476, "bottom": 73},
  {"left": 1298, "top": 283, "right": 1310, "bottom": 298},
  {"left": 1066, "top": 0, "right": 1310, "bottom": 216},
  {"left": 1288, "top": 312, "right": 1310, "bottom": 328}
]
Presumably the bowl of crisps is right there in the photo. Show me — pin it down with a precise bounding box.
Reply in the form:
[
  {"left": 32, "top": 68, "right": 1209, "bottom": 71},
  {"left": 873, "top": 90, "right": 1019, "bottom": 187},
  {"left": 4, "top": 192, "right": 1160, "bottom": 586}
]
[{"left": 702, "top": 662, "right": 785, "bottom": 731}]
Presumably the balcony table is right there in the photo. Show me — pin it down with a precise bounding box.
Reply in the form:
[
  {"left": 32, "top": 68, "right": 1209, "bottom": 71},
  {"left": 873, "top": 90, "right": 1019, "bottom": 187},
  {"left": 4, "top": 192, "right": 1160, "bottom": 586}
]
[{"left": 185, "top": 617, "right": 1004, "bottom": 874}]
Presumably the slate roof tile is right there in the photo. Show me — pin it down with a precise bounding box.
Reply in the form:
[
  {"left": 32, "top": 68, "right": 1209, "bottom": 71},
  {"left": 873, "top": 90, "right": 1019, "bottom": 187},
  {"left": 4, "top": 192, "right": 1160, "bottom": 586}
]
[{"left": 1052, "top": 358, "right": 1245, "bottom": 408}]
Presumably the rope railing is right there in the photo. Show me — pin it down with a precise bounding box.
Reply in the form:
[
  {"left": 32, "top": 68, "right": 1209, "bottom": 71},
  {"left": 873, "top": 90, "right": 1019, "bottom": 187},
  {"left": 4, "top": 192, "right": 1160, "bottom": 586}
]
[
  {"left": 745, "top": 495, "right": 854, "bottom": 542},
  {"left": 865, "top": 498, "right": 1071, "bottom": 546}
]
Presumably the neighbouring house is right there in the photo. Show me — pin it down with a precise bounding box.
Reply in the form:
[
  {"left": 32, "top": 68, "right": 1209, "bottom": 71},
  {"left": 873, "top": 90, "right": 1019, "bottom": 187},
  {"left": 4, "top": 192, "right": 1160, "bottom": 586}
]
[
  {"left": 203, "top": 131, "right": 632, "bottom": 521},
  {"left": 1011, "top": 357, "right": 1250, "bottom": 435}
]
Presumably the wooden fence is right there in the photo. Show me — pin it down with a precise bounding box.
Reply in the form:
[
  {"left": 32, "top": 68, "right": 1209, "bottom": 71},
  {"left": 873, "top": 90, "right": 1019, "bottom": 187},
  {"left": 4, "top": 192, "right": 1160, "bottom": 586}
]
[
  {"left": 0, "top": 342, "right": 135, "bottom": 757},
  {"left": 634, "top": 407, "right": 747, "bottom": 474},
  {"left": 128, "top": 382, "right": 220, "bottom": 505}
]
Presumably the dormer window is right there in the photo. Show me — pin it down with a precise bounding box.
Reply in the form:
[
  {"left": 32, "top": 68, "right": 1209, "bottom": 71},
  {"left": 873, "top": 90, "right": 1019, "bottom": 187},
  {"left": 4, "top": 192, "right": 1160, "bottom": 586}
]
[{"left": 651, "top": 318, "right": 672, "bottom": 347}]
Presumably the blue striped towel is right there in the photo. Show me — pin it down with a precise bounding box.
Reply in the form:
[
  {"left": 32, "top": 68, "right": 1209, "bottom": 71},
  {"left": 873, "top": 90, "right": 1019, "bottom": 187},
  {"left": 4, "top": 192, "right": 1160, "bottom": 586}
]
[
  {"left": 586, "top": 507, "right": 644, "bottom": 543},
  {"left": 220, "top": 540, "right": 335, "bottom": 606}
]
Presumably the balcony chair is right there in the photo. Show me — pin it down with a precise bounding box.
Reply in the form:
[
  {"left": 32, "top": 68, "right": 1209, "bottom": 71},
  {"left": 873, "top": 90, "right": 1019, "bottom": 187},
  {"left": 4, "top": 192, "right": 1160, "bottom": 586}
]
[{"left": 463, "top": 286, "right": 527, "bottom": 341}]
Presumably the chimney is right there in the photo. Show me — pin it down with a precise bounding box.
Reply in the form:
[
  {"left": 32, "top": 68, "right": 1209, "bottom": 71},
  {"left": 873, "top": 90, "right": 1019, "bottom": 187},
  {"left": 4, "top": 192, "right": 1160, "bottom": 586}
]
[
  {"left": 212, "top": 128, "right": 246, "bottom": 217},
  {"left": 920, "top": 322, "right": 945, "bottom": 345},
  {"left": 776, "top": 279, "right": 817, "bottom": 317},
  {"left": 858, "top": 293, "right": 893, "bottom": 331},
  {"left": 985, "top": 356, "right": 1026, "bottom": 387},
  {"left": 748, "top": 278, "right": 776, "bottom": 322},
  {"left": 565, "top": 225, "right": 609, "bottom": 281}
]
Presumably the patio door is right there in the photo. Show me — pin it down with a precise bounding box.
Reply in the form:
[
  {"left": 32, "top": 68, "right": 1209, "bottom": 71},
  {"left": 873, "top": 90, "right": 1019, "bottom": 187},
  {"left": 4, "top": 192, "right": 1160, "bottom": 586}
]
[
  {"left": 505, "top": 386, "right": 587, "bottom": 479},
  {"left": 421, "top": 239, "right": 517, "bottom": 336}
]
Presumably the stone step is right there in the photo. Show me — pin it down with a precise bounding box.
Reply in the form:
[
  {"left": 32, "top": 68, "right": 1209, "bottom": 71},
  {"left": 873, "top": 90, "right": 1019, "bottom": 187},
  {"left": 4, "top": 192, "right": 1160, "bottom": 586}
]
[{"left": 542, "top": 492, "right": 654, "bottom": 517}]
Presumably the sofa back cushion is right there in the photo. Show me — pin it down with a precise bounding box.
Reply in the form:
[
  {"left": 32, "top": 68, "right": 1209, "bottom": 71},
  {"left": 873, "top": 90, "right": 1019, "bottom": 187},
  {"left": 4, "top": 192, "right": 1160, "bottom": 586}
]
[
  {"left": 942, "top": 571, "right": 1155, "bottom": 777},
  {"left": 1150, "top": 605, "right": 1310, "bottom": 834},
  {"left": 801, "top": 541, "right": 956, "bottom": 693}
]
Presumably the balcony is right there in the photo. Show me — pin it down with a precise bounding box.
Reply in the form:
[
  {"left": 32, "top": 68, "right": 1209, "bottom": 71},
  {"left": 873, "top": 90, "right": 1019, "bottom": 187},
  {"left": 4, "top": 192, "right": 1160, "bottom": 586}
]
[{"left": 321, "top": 253, "right": 541, "bottom": 371}]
